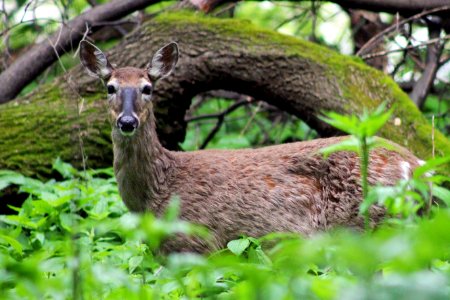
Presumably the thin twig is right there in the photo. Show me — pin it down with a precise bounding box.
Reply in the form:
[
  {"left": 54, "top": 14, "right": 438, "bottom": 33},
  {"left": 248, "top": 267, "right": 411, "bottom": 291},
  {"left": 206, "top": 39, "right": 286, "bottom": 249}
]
[
  {"left": 357, "top": 5, "right": 450, "bottom": 56},
  {"left": 410, "top": 20, "right": 444, "bottom": 108},
  {"left": 427, "top": 115, "right": 435, "bottom": 216},
  {"left": 192, "top": 99, "right": 253, "bottom": 149},
  {"left": 91, "top": 19, "right": 138, "bottom": 28},
  {"left": 72, "top": 23, "right": 91, "bottom": 58},
  {"left": 362, "top": 34, "right": 450, "bottom": 59},
  {"left": 275, "top": 11, "right": 308, "bottom": 30},
  {"left": 185, "top": 98, "right": 252, "bottom": 122},
  {"left": 240, "top": 101, "right": 262, "bottom": 136}
]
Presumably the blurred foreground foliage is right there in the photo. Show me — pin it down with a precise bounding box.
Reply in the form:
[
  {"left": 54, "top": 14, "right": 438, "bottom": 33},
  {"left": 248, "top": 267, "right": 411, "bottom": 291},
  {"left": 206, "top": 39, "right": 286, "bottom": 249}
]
[{"left": 0, "top": 156, "right": 449, "bottom": 299}]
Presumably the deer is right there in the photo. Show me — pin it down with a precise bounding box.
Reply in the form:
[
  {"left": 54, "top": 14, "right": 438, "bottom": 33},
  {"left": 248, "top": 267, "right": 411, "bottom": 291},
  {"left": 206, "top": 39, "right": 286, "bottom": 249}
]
[{"left": 79, "top": 41, "right": 423, "bottom": 253}]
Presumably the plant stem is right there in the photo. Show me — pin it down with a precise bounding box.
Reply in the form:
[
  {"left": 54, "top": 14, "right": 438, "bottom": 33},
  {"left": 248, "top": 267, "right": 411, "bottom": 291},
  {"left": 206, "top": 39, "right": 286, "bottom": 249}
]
[{"left": 360, "top": 137, "right": 370, "bottom": 230}]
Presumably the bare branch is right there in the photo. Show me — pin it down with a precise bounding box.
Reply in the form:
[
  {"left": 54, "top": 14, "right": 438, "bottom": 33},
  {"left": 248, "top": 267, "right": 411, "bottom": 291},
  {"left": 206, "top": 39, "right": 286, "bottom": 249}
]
[
  {"left": 357, "top": 5, "right": 450, "bottom": 56},
  {"left": 333, "top": 0, "right": 450, "bottom": 15},
  {"left": 0, "top": 0, "right": 160, "bottom": 103},
  {"left": 361, "top": 34, "right": 450, "bottom": 59},
  {"left": 198, "top": 99, "right": 252, "bottom": 149},
  {"left": 186, "top": 98, "right": 253, "bottom": 122},
  {"left": 410, "top": 22, "right": 444, "bottom": 108}
]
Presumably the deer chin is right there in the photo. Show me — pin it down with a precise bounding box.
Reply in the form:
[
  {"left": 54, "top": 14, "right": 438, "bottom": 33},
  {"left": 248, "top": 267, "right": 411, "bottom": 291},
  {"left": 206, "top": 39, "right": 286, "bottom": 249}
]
[
  {"left": 119, "top": 129, "right": 136, "bottom": 137},
  {"left": 112, "top": 126, "right": 137, "bottom": 138}
]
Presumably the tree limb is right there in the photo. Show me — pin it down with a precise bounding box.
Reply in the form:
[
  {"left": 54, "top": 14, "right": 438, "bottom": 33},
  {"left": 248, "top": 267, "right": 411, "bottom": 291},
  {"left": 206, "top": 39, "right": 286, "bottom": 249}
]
[
  {"left": 410, "top": 22, "right": 444, "bottom": 108},
  {"left": 357, "top": 5, "right": 450, "bottom": 56},
  {"left": 190, "top": 0, "right": 450, "bottom": 15},
  {"left": 0, "top": 0, "right": 159, "bottom": 103},
  {"left": 0, "top": 13, "right": 449, "bottom": 176},
  {"left": 333, "top": 0, "right": 450, "bottom": 15}
]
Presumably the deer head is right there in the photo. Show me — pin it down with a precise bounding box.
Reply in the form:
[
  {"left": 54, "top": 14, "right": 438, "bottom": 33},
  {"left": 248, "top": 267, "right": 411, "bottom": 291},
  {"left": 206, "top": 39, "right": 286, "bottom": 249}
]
[{"left": 79, "top": 41, "right": 179, "bottom": 136}]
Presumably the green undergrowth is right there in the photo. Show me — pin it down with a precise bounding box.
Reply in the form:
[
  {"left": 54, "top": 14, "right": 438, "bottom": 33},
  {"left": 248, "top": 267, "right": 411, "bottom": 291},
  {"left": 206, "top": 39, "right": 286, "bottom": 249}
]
[{"left": 0, "top": 155, "right": 449, "bottom": 299}]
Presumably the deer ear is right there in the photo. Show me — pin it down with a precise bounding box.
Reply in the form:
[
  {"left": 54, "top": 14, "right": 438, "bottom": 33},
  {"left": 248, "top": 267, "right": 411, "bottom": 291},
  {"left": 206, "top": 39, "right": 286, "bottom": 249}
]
[
  {"left": 147, "top": 42, "right": 178, "bottom": 82},
  {"left": 79, "top": 41, "right": 113, "bottom": 79}
]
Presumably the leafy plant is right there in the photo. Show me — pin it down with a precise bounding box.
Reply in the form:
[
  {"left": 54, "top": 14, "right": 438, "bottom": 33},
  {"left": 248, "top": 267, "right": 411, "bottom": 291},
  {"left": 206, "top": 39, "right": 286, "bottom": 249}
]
[
  {"left": 319, "top": 103, "right": 450, "bottom": 227},
  {"left": 0, "top": 104, "right": 449, "bottom": 299}
]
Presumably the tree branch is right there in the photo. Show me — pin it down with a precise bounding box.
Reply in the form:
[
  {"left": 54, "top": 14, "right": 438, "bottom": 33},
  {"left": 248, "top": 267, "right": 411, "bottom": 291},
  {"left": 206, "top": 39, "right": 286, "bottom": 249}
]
[
  {"left": 361, "top": 34, "right": 449, "bottom": 59},
  {"left": 357, "top": 5, "right": 450, "bottom": 56},
  {"left": 195, "top": 99, "right": 252, "bottom": 149},
  {"left": 333, "top": 0, "right": 450, "bottom": 15},
  {"left": 1, "top": 13, "right": 449, "bottom": 176},
  {"left": 0, "top": 0, "right": 159, "bottom": 103},
  {"left": 410, "top": 21, "right": 444, "bottom": 108},
  {"left": 186, "top": 98, "right": 253, "bottom": 122}
]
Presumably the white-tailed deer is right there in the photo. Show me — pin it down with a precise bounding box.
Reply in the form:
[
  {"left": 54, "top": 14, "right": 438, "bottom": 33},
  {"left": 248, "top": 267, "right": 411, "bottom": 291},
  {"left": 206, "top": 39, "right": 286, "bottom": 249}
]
[{"left": 80, "top": 41, "right": 422, "bottom": 252}]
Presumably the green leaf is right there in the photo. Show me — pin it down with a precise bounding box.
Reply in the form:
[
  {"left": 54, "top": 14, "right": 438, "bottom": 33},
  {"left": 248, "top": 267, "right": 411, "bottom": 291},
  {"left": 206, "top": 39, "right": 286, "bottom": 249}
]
[
  {"left": 319, "top": 112, "right": 358, "bottom": 135},
  {"left": 0, "top": 233, "right": 23, "bottom": 254},
  {"left": 227, "top": 238, "right": 251, "bottom": 256},
  {"left": 0, "top": 170, "right": 25, "bottom": 190},
  {"left": 59, "top": 213, "right": 74, "bottom": 233},
  {"left": 432, "top": 186, "right": 450, "bottom": 206},
  {"left": 363, "top": 107, "right": 392, "bottom": 136},
  {"left": 248, "top": 246, "right": 272, "bottom": 265},
  {"left": 128, "top": 256, "right": 144, "bottom": 274},
  {"left": 319, "top": 136, "right": 359, "bottom": 157},
  {"left": 53, "top": 158, "right": 77, "bottom": 179},
  {"left": 414, "top": 157, "right": 450, "bottom": 179},
  {"left": 164, "top": 196, "right": 181, "bottom": 222}
]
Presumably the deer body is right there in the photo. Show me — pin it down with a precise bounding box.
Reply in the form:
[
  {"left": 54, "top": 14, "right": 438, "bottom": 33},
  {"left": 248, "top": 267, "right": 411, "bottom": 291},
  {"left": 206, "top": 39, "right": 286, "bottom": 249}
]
[{"left": 80, "top": 41, "right": 421, "bottom": 252}]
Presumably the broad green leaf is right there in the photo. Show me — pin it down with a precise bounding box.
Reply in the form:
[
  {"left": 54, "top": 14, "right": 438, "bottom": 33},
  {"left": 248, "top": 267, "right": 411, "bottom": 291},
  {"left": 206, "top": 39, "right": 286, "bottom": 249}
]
[{"left": 227, "top": 238, "right": 251, "bottom": 256}]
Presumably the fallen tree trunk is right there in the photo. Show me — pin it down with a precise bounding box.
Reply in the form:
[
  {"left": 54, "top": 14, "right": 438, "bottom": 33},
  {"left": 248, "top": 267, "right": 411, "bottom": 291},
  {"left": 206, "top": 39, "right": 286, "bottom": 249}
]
[{"left": 0, "top": 12, "right": 448, "bottom": 177}]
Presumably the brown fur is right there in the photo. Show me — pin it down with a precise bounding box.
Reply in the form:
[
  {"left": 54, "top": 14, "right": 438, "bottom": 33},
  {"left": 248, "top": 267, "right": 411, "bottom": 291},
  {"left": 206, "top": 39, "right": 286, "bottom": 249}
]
[
  {"left": 80, "top": 49, "right": 421, "bottom": 252},
  {"left": 106, "top": 67, "right": 421, "bottom": 252}
]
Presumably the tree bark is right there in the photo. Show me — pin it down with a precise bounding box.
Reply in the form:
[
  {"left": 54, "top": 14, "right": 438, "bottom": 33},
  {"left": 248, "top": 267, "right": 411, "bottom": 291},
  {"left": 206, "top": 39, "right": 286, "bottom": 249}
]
[{"left": 0, "top": 13, "right": 448, "bottom": 177}]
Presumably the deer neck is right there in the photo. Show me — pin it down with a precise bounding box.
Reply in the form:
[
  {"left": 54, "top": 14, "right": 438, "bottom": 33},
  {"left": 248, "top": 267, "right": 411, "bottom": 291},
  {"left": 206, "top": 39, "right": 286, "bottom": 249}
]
[{"left": 112, "top": 108, "right": 176, "bottom": 213}]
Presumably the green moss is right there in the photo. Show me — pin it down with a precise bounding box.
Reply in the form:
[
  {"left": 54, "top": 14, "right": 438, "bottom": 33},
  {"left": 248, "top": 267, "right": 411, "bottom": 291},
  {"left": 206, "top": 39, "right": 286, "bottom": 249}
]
[
  {"left": 0, "top": 80, "right": 113, "bottom": 178},
  {"left": 154, "top": 11, "right": 361, "bottom": 65}
]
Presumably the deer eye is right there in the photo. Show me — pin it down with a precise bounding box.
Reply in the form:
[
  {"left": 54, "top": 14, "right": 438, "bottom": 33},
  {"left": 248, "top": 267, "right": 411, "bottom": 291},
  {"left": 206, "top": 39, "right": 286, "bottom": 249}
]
[
  {"left": 142, "top": 85, "right": 152, "bottom": 95},
  {"left": 107, "top": 85, "right": 116, "bottom": 94}
]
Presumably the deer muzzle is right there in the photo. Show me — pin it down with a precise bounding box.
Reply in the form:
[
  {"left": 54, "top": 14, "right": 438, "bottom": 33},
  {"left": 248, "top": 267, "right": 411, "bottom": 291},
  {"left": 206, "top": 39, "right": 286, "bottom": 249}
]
[{"left": 117, "top": 87, "right": 140, "bottom": 136}]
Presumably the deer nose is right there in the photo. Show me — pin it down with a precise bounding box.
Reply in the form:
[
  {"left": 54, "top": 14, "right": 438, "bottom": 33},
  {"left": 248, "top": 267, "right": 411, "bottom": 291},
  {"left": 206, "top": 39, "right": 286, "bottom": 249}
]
[{"left": 117, "top": 115, "right": 138, "bottom": 134}]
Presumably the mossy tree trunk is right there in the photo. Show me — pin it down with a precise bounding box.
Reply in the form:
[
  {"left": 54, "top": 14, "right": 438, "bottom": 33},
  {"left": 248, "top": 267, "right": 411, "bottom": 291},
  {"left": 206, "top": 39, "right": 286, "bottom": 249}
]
[{"left": 0, "top": 12, "right": 448, "bottom": 177}]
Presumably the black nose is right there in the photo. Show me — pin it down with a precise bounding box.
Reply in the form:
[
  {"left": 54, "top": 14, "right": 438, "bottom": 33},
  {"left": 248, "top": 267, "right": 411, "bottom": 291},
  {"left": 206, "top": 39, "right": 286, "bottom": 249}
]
[{"left": 117, "top": 115, "right": 138, "bottom": 133}]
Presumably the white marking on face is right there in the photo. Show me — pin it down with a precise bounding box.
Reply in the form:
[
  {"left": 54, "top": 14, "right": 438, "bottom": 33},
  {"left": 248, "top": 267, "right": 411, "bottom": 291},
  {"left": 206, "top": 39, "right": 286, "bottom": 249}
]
[
  {"left": 400, "top": 161, "right": 411, "bottom": 180},
  {"left": 139, "top": 79, "right": 153, "bottom": 101},
  {"left": 106, "top": 79, "right": 119, "bottom": 101}
]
